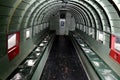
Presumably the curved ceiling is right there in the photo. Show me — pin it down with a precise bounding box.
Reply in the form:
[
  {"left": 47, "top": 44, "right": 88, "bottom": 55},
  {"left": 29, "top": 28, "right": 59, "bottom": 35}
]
[{"left": 0, "top": 0, "right": 120, "bottom": 35}]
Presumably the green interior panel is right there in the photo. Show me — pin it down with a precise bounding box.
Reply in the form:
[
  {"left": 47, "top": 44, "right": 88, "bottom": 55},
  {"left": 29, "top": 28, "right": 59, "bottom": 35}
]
[
  {"left": 76, "top": 30, "right": 120, "bottom": 76},
  {"left": 0, "top": 0, "right": 120, "bottom": 79}
]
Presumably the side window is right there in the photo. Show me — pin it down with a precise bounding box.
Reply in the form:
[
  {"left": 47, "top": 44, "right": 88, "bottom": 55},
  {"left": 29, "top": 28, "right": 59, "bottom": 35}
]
[
  {"left": 86, "top": 26, "right": 89, "bottom": 34},
  {"left": 89, "top": 28, "right": 94, "bottom": 38},
  {"left": 8, "top": 32, "right": 20, "bottom": 61},
  {"left": 80, "top": 24, "right": 83, "bottom": 30},
  {"left": 89, "top": 27, "right": 93, "bottom": 36},
  {"left": 76, "top": 23, "right": 79, "bottom": 29},
  {"left": 8, "top": 34, "right": 17, "bottom": 50},
  {"left": 41, "top": 24, "right": 43, "bottom": 30},
  {"left": 26, "top": 29, "right": 30, "bottom": 39},
  {"left": 83, "top": 26, "right": 86, "bottom": 32},
  {"left": 115, "top": 36, "right": 120, "bottom": 51},
  {"left": 47, "top": 23, "right": 48, "bottom": 28},
  {"left": 34, "top": 26, "right": 39, "bottom": 35},
  {"left": 33, "top": 26, "right": 36, "bottom": 36},
  {"left": 98, "top": 31, "right": 104, "bottom": 43},
  {"left": 82, "top": 25, "right": 84, "bottom": 31}
]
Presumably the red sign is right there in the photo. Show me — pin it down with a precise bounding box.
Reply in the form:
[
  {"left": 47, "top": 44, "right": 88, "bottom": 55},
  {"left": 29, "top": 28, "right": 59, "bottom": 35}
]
[
  {"left": 7, "top": 32, "right": 20, "bottom": 61},
  {"left": 109, "top": 35, "right": 120, "bottom": 64}
]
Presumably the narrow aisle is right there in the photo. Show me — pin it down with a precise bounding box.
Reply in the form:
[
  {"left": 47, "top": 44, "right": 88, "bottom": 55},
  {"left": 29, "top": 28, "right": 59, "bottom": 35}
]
[{"left": 40, "top": 35, "right": 88, "bottom": 80}]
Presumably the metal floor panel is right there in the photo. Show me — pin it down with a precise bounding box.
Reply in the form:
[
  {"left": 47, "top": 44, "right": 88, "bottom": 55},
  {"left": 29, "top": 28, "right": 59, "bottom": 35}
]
[{"left": 40, "top": 35, "right": 88, "bottom": 80}]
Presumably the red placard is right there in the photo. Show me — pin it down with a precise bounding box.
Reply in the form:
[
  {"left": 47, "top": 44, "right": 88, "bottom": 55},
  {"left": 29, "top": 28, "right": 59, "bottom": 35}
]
[
  {"left": 7, "top": 32, "right": 20, "bottom": 61},
  {"left": 110, "top": 50, "right": 120, "bottom": 64},
  {"left": 109, "top": 35, "right": 120, "bottom": 64}
]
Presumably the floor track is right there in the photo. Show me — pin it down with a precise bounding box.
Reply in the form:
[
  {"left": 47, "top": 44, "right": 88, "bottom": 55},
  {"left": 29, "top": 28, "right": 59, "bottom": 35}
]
[{"left": 40, "top": 35, "right": 88, "bottom": 80}]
